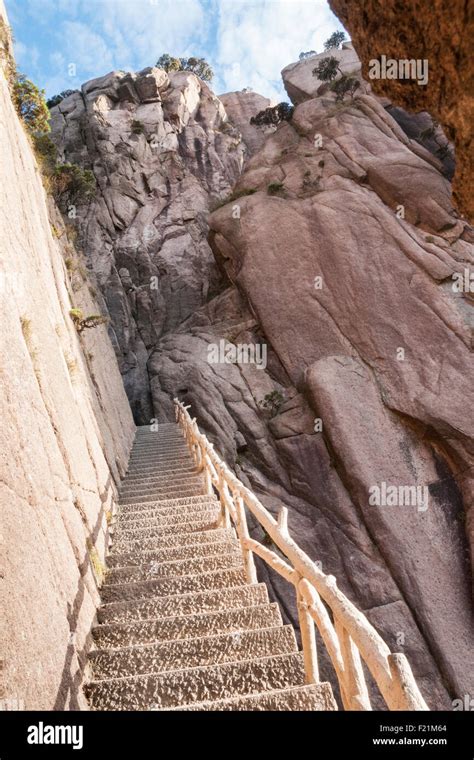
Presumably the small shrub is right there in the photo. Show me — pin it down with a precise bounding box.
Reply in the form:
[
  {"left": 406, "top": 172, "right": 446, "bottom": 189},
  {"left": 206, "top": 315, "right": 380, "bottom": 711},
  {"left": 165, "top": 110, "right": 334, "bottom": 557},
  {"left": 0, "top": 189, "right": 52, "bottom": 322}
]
[
  {"left": 13, "top": 74, "right": 50, "bottom": 135},
  {"left": 267, "top": 182, "right": 284, "bottom": 196},
  {"left": 299, "top": 50, "right": 317, "bottom": 60},
  {"left": 33, "top": 133, "right": 57, "bottom": 172},
  {"left": 51, "top": 163, "right": 96, "bottom": 206},
  {"left": 259, "top": 390, "right": 284, "bottom": 417},
  {"left": 313, "top": 56, "right": 341, "bottom": 82},
  {"left": 70, "top": 308, "right": 108, "bottom": 333},
  {"left": 330, "top": 74, "right": 360, "bottom": 102},
  {"left": 250, "top": 102, "right": 294, "bottom": 127},
  {"left": 324, "top": 31, "right": 346, "bottom": 51},
  {"left": 131, "top": 119, "right": 144, "bottom": 134},
  {"left": 46, "top": 90, "right": 76, "bottom": 109},
  {"left": 156, "top": 53, "right": 213, "bottom": 82}
]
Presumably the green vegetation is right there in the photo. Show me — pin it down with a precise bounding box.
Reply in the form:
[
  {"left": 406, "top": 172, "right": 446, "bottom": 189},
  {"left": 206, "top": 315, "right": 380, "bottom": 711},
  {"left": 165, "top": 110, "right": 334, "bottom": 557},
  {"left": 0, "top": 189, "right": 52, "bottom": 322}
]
[
  {"left": 156, "top": 53, "right": 214, "bottom": 82},
  {"left": 267, "top": 182, "right": 284, "bottom": 196},
  {"left": 51, "top": 163, "right": 96, "bottom": 206},
  {"left": 324, "top": 31, "right": 346, "bottom": 51},
  {"left": 70, "top": 308, "right": 108, "bottom": 334},
  {"left": 250, "top": 102, "right": 294, "bottom": 127},
  {"left": 313, "top": 55, "right": 360, "bottom": 102},
  {"left": 8, "top": 69, "right": 95, "bottom": 208},
  {"left": 313, "top": 56, "right": 341, "bottom": 82},
  {"left": 46, "top": 90, "right": 76, "bottom": 109},
  {"left": 13, "top": 74, "right": 50, "bottom": 135},
  {"left": 131, "top": 119, "right": 144, "bottom": 134},
  {"left": 330, "top": 73, "right": 360, "bottom": 102},
  {"left": 299, "top": 50, "right": 317, "bottom": 60},
  {"left": 259, "top": 390, "right": 284, "bottom": 417}
]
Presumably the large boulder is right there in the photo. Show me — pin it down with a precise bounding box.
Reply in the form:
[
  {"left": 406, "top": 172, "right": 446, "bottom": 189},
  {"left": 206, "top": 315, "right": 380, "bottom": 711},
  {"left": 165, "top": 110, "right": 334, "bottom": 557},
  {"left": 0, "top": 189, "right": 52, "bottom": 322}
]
[{"left": 329, "top": 0, "right": 474, "bottom": 221}]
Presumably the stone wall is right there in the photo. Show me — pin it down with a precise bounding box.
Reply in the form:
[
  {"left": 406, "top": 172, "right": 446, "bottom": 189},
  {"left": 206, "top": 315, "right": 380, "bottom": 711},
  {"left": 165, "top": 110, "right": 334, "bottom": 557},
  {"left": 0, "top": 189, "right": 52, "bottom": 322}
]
[{"left": 0, "top": 6, "right": 135, "bottom": 709}]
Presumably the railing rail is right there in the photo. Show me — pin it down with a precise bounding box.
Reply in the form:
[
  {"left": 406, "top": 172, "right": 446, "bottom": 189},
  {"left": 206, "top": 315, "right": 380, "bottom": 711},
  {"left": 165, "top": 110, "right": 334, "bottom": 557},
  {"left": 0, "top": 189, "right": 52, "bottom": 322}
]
[{"left": 174, "top": 398, "right": 428, "bottom": 711}]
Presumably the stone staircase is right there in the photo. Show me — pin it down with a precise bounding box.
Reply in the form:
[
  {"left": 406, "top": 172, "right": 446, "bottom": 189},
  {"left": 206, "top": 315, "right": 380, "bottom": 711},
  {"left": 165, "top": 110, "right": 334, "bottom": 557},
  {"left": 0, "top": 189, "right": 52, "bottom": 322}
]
[{"left": 84, "top": 424, "right": 337, "bottom": 711}]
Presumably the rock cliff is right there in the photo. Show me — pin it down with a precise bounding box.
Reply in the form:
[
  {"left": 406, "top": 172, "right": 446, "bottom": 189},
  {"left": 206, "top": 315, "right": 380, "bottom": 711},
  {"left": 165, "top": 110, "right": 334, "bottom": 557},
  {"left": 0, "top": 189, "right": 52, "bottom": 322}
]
[
  {"left": 48, "top": 47, "right": 473, "bottom": 709},
  {"left": 49, "top": 71, "right": 267, "bottom": 423},
  {"left": 328, "top": 0, "right": 474, "bottom": 222},
  {"left": 0, "top": 4, "right": 135, "bottom": 709}
]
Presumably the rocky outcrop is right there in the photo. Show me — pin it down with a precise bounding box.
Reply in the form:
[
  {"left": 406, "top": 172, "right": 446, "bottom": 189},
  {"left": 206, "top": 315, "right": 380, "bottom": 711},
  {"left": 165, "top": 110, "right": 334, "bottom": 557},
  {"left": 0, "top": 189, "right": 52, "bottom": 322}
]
[
  {"left": 49, "top": 69, "right": 266, "bottom": 424},
  {"left": 219, "top": 91, "right": 272, "bottom": 155},
  {"left": 49, "top": 46, "right": 473, "bottom": 709},
  {"left": 207, "top": 50, "right": 474, "bottom": 708},
  {"left": 0, "top": 5, "right": 135, "bottom": 709},
  {"left": 282, "top": 42, "right": 361, "bottom": 104},
  {"left": 328, "top": 0, "right": 474, "bottom": 222}
]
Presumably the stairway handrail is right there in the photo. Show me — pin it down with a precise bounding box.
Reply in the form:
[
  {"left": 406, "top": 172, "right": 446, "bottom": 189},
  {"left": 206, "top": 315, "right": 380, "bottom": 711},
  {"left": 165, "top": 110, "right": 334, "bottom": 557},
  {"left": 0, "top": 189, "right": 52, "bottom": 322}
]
[{"left": 174, "top": 398, "right": 428, "bottom": 712}]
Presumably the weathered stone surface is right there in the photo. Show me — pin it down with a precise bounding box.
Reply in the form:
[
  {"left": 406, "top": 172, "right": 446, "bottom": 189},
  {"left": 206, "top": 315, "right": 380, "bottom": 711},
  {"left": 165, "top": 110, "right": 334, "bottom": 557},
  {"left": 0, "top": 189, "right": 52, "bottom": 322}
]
[
  {"left": 329, "top": 0, "right": 474, "bottom": 221},
  {"left": 0, "top": 10, "right": 135, "bottom": 710},
  {"left": 219, "top": 91, "right": 272, "bottom": 156},
  {"left": 207, "top": 54, "right": 474, "bottom": 708},
  {"left": 135, "top": 66, "right": 169, "bottom": 102},
  {"left": 282, "top": 42, "right": 361, "bottom": 104},
  {"left": 50, "top": 70, "right": 266, "bottom": 425}
]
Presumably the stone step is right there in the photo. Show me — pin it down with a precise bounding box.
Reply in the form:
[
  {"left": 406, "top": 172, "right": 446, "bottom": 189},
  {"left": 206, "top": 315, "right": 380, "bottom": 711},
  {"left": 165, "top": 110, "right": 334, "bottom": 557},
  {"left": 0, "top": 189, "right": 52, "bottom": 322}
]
[
  {"left": 128, "top": 450, "right": 190, "bottom": 460},
  {"left": 100, "top": 567, "right": 247, "bottom": 603},
  {"left": 124, "top": 466, "right": 197, "bottom": 481},
  {"left": 128, "top": 452, "right": 190, "bottom": 462},
  {"left": 106, "top": 552, "right": 243, "bottom": 584},
  {"left": 125, "top": 467, "right": 197, "bottom": 479},
  {"left": 118, "top": 483, "right": 207, "bottom": 503},
  {"left": 85, "top": 652, "right": 306, "bottom": 710},
  {"left": 98, "top": 583, "right": 269, "bottom": 625},
  {"left": 120, "top": 487, "right": 204, "bottom": 506},
  {"left": 89, "top": 625, "right": 297, "bottom": 680},
  {"left": 110, "top": 526, "right": 234, "bottom": 553},
  {"left": 112, "top": 506, "right": 220, "bottom": 533},
  {"left": 169, "top": 683, "right": 337, "bottom": 711},
  {"left": 120, "top": 478, "right": 204, "bottom": 498},
  {"left": 126, "top": 460, "right": 192, "bottom": 470},
  {"left": 125, "top": 460, "right": 193, "bottom": 471},
  {"left": 119, "top": 494, "right": 217, "bottom": 514},
  {"left": 121, "top": 472, "right": 200, "bottom": 487},
  {"left": 92, "top": 602, "right": 282, "bottom": 648},
  {"left": 111, "top": 514, "right": 221, "bottom": 547},
  {"left": 106, "top": 538, "right": 240, "bottom": 568},
  {"left": 115, "top": 499, "right": 219, "bottom": 523}
]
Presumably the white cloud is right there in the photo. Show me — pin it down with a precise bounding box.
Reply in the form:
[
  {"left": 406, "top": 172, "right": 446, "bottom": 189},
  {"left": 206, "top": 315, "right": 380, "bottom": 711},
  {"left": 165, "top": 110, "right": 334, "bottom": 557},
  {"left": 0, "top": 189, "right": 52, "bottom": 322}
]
[
  {"left": 62, "top": 20, "right": 115, "bottom": 78},
  {"left": 214, "top": 0, "right": 341, "bottom": 99},
  {"left": 9, "top": 0, "right": 345, "bottom": 100},
  {"left": 90, "top": 0, "right": 210, "bottom": 65}
]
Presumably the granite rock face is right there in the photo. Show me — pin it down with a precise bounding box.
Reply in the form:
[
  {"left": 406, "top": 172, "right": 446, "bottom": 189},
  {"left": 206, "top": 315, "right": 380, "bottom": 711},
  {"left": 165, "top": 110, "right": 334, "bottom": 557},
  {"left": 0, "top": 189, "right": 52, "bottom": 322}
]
[
  {"left": 50, "top": 49, "right": 473, "bottom": 709},
  {"left": 207, "top": 50, "right": 474, "bottom": 708},
  {"left": 329, "top": 0, "right": 474, "bottom": 222},
  {"left": 50, "top": 68, "right": 263, "bottom": 423},
  {"left": 0, "top": 5, "right": 135, "bottom": 710}
]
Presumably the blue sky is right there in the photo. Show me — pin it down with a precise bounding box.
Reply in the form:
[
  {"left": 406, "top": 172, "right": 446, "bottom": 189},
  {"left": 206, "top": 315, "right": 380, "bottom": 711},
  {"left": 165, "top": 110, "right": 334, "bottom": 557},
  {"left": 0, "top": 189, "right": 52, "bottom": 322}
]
[{"left": 5, "top": 0, "right": 343, "bottom": 101}]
